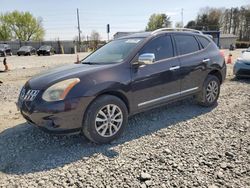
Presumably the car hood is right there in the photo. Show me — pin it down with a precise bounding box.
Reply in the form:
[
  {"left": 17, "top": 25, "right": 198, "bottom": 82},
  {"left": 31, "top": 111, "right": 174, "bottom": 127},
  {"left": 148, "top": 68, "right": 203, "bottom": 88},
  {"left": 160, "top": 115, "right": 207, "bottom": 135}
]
[
  {"left": 28, "top": 63, "right": 113, "bottom": 90},
  {"left": 0, "top": 48, "right": 5, "bottom": 51}
]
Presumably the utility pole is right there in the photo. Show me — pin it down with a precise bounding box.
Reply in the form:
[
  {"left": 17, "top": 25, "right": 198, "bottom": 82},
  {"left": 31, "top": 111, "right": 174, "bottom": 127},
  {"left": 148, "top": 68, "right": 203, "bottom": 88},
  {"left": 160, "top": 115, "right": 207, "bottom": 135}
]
[
  {"left": 181, "top": 8, "right": 184, "bottom": 28},
  {"left": 77, "top": 8, "right": 81, "bottom": 52}
]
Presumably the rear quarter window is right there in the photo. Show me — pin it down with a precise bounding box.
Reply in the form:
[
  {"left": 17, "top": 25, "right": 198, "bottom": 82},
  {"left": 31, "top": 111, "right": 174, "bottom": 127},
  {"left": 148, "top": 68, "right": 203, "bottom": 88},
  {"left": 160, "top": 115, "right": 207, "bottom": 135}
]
[
  {"left": 197, "top": 36, "right": 211, "bottom": 49},
  {"left": 174, "top": 35, "right": 200, "bottom": 55}
]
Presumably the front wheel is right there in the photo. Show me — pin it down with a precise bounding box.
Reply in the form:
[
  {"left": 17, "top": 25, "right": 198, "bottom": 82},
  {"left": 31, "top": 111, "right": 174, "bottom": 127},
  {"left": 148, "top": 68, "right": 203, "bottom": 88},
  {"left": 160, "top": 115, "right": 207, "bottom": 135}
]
[
  {"left": 196, "top": 75, "right": 220, "bottom": 107},
  {"left": 82, "top": 95, "right": 128, "bottom": 144}
]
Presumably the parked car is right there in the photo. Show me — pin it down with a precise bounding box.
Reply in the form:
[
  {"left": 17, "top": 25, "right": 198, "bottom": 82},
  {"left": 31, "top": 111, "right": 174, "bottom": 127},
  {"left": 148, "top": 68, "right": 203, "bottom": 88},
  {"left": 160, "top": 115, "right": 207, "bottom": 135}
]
[
  {"left": 234, "top": 47, "right": 250, "bottom": 78},
  {"left": 17, "top": 46, "right": 36, "bottom": 56},
  {"left": 17, "top": 28, "right": 226, "bottom": 144},
  {"left": 0, "top": 44, "right": 12, "bottom": 57},
  {"left": 37, "top": 45, "right": 55, "bottom": 56}
]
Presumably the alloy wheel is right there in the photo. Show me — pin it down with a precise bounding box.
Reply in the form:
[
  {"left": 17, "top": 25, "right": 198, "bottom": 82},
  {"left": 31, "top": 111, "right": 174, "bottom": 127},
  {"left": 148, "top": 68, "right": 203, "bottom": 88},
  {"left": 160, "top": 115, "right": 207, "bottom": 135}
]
[
  {"left": 206, "top": 80, "right": 219, "bottom": 103},
  {"left": 95, "top": 104, "right": 123, "bottom": 137}
]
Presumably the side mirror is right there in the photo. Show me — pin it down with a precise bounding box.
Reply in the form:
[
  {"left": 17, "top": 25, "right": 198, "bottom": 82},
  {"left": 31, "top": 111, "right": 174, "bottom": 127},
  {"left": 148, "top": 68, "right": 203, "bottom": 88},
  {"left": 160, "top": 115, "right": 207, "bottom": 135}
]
[{"left": 138, "top": 53, "right": 155, "bottom": 65}]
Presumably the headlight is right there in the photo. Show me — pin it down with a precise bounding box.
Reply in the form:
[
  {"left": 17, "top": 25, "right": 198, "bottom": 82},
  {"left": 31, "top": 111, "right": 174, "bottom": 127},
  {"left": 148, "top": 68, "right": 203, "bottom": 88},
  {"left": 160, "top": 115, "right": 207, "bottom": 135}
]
[{"left": 42, "top": 78, "right": 80, "bottom": 102}]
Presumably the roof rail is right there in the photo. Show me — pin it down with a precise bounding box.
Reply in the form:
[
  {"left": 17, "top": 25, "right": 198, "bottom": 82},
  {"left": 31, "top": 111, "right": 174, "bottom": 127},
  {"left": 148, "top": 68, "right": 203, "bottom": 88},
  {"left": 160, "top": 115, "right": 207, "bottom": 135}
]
[{"left": 151, "top": 28, "right": 203, "bottom": 35}]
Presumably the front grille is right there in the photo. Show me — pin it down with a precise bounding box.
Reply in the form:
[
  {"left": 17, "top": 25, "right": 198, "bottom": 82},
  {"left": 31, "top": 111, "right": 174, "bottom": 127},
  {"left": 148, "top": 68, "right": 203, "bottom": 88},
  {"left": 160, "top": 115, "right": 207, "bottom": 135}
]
[{"left": 19, "top": 88, "right": 40, "bottom": 102}]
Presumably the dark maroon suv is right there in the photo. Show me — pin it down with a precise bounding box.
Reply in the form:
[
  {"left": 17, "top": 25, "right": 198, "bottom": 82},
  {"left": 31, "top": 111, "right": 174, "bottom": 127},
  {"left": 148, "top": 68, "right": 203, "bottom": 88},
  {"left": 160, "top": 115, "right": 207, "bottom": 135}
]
[{"left": 17, "top": 28, "right": 226, "bottom": 144}]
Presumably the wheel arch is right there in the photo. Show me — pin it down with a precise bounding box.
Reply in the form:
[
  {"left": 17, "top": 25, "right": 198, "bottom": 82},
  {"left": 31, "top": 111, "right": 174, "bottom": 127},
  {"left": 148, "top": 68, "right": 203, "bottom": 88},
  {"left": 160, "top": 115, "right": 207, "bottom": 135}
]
[
  {"left": 208, "top": 69, "right": 223, "bottom": 84},
  {"left": 95, "top": 91, "right": 130, "bottom": 114}
]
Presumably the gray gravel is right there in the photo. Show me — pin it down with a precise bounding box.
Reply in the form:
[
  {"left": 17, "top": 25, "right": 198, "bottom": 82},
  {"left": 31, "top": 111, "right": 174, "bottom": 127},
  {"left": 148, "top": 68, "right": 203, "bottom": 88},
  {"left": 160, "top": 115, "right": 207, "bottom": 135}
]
[
  {"left": 0, "top": 80, "right": 249, "bottom": 188},
  {"left": 0, "top": 51, "right": 250, "bottom": 187}
]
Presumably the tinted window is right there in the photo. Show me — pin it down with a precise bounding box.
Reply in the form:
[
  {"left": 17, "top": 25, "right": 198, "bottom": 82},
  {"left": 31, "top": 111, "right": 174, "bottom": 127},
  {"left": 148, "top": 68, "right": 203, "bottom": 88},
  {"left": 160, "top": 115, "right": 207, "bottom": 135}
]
[
  {"left": 174, "top": 35, "right": 200, "bottom": 55},
  {"left": 140, "top": 35, "right": 174, "bottom": 61},
  {"left": 197, "top": 36, "right": 210, "bottom": 48}
]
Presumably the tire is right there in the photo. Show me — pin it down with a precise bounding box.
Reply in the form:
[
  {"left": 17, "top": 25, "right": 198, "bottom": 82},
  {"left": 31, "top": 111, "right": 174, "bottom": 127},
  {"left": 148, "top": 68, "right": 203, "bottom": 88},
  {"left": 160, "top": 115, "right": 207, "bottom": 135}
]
[
  {"left": 196, "top": 75, "right": 220, "bottom": 107},
  {"left": 82, "top": 95, "right": 128, "bottom": 144}
]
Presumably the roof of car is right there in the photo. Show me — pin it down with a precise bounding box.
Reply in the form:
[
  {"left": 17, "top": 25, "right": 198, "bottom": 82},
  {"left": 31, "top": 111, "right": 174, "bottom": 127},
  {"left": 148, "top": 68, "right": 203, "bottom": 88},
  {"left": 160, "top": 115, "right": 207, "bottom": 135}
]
[{"left": 118, "top": 28, "right": 205, "bottom": 40}]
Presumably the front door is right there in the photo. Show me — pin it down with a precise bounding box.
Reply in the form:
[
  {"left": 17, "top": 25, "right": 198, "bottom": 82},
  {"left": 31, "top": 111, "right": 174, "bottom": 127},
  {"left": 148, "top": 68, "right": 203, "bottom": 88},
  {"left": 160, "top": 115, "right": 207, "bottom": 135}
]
[{"left": 131, "top": 34, "right": 181, "bottom": 111}]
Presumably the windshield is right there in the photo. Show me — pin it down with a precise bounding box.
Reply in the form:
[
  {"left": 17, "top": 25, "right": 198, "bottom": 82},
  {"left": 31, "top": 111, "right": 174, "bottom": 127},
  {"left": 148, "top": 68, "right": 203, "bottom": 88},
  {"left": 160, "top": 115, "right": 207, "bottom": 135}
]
[
  {"left": 20, "top": 46, "right": 31, "bottom": 50},
  {"left": 39, "top": 46, "right": 50, "bottom": 50},
  {"left": 82, "top": 38, "right": 144, "bottom": 64},
  {"left": 0, "top": 44, "right": 6, "bottom": 48}
]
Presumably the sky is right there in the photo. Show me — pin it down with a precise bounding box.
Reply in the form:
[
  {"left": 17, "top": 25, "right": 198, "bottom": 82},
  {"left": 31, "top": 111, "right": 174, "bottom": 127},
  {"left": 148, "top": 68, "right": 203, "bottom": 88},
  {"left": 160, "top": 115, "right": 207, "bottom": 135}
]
[{"left": 0, "top": 0, "right": 249, "bottom": 41}]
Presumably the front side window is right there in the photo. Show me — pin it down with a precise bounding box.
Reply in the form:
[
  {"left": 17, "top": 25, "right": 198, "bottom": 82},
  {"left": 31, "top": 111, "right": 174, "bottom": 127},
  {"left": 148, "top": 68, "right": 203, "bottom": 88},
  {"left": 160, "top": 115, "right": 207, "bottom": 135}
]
[
  {"left": 174, "top": 35, "right": 200, "bottom": 55},
  {"left": 140, "top": 35, "right": 174, "bottom": 62},
  {"left": 82, "top": 38, "right": 144, "bottom": 64}
]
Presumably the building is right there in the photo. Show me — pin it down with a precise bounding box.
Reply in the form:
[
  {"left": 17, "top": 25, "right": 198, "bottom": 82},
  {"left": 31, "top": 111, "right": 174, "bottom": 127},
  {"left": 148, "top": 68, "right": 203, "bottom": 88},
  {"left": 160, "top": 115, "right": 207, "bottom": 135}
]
[{"left": 220, "top": 34, "right": 238, "bottom": 49}]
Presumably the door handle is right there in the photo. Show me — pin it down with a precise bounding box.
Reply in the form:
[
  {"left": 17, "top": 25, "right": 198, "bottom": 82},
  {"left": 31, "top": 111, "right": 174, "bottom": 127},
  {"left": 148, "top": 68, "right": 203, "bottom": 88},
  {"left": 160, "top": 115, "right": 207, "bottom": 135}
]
[
  {"left": 202, "top": 58, "right": 210, "bottom": 63},
  {"left": 169, "top": 66, "right": 180, "bottom": 71}
]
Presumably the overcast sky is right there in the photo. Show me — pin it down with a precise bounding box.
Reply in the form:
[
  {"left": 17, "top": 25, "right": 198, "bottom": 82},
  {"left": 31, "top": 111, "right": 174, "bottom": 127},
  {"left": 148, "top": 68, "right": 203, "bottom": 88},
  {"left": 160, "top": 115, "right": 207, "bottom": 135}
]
[{"left": 0, "top": 0, "right": 249, "bottom": 40}]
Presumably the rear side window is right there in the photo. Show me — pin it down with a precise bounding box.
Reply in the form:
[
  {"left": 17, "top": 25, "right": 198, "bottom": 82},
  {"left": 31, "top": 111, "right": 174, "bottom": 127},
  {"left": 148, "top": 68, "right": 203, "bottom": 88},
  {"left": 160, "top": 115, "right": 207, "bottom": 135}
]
[
  {"left": 197, "top": 36, "right": 210, "bottom": 48},
  {"left": 140, "top": 35, "right": 174, "bottom": 61},
  {"left": 174, "top": 35, "right": 200, "bottom": 55}
]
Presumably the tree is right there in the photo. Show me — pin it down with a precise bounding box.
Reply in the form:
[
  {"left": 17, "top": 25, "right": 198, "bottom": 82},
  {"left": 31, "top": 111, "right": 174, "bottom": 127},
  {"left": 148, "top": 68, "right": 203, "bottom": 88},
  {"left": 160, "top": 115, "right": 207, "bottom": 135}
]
[
  {"left": 185, "top": 20, "right": 197, "bottom": 29},
  {"left": 0, "top": 11, "right": 45, "bottom": 41},
  {"left": 146, "top": 13, "right": 172, "bottom": 31},
  {"left": 0, "top": 23, "right": 11, "bottom": 41},
  {"left": 186, "top": 7, "right": 223, "bottom": 31},
  {"left": 175, "top": 22, "right": 183, "bottom": 28},
  {"left": 89, "top": 30, "right": 101, "bottom": 50}
]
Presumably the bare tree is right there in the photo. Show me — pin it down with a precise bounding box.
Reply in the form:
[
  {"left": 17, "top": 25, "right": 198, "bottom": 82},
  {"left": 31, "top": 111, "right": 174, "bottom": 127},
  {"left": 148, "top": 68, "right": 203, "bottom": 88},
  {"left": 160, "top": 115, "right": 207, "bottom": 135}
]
[{"left": 89, "top": 30, "right": 101, "bottom": 50}]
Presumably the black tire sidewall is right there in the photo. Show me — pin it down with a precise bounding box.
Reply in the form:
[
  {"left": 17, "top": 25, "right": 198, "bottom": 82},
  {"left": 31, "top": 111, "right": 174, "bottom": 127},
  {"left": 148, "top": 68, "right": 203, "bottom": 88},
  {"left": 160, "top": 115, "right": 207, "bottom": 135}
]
[
  {"left": 83, "top": 95, "right": 128, "bottom": 144},
  {"left": 199, "top": 75, "right": 220, "bottom": 107}
]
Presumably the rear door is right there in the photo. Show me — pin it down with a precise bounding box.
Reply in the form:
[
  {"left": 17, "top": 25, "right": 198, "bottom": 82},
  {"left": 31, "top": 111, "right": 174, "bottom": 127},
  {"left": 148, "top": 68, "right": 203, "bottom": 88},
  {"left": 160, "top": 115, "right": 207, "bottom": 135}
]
[
  {"left": 131, "top": 34, "right": 181, "bottom": 110},
  {"left": 173, "top": 34, "right": 209, "bottom": 94}
]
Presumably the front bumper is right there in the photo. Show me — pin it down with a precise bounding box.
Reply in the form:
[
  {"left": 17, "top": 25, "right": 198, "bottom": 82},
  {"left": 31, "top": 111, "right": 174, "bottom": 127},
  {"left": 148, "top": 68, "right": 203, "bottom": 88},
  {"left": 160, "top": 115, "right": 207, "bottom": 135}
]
[
  {"left": 17, "top": 51, "right": 28, "bottom": 55},
  {"left": 37, "top": 51, "right": 50, "bottom": 55},
  {"left": 233, "top": 62, "right": 250, "bottom": 77},
  {"left": 18, "top": 96, "right": 94, "bottom": 134}
]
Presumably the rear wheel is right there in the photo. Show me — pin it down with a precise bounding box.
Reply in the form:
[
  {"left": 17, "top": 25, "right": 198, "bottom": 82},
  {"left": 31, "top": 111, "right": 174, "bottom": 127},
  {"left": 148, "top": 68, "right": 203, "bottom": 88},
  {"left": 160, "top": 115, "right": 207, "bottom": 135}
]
[
  {"left": 196, "top": 75, "right": 220, "bottom": 107},
  {"left": 82, "top": 95, "right": 128, "bottom": 144}
]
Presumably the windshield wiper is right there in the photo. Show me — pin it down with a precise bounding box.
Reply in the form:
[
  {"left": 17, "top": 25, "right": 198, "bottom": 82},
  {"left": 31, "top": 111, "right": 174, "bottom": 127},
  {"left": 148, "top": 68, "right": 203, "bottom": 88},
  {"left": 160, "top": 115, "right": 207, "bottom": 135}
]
[{"left": 81, "top": 62, "right": 102, "bottom": 65}]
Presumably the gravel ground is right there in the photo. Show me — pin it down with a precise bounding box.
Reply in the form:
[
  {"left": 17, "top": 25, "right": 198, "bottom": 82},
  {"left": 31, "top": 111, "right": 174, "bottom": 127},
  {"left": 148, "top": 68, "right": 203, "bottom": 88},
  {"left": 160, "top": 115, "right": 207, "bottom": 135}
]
[{"left": 0, "top": 50, "right": 249, "bottom": 188}]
